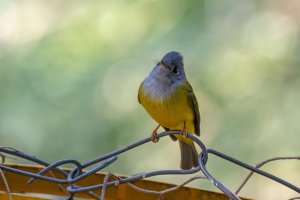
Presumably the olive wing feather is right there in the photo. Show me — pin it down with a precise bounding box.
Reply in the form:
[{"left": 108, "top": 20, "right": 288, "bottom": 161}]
[{"left": 185, "top": 82, "right": 201, "bottom": 136}]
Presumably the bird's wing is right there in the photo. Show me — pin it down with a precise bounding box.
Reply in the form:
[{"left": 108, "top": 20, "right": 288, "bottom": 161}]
[{"left": 185, "top": 81, "right": 201, "bottom": 136}]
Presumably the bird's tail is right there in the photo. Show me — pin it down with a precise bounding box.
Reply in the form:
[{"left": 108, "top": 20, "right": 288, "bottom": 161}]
[{"left": 178, "top": 140, "right": 198, "bottom": 170}]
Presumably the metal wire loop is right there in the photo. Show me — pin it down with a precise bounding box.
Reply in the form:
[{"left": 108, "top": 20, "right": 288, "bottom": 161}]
[{"left": 0, "top": 131, "right": 299, "bottom": 200}]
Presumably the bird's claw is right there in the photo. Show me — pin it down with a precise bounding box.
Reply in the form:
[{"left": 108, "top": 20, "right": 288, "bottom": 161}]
[
  {"left": 151, "top": 132, "right": 159, "bottom": 143},
  {"left": 181, "top": 128, "right": 188, "bottom": 139}
]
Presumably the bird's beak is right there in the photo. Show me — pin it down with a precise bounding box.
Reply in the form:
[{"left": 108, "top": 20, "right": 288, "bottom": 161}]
[{"left": 159, "top": 61, "right": 168, "bottom": 70}]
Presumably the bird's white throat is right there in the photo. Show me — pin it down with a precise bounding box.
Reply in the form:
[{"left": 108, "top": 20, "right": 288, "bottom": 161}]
[{"left": 142, "top": 68, "right": 181, "bottom": 101}]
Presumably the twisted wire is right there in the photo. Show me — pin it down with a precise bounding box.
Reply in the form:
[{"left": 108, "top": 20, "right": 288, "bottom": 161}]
[{"left": 0, "top": 131, "right": 299, "bottom": 200}]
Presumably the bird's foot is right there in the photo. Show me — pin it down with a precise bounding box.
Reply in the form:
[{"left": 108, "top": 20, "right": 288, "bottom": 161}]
[
  {"left": 181, "top": 121, "right": 188, "bottom": 139},
  {"left": 151, "top": 124, "right": 160, "bottom": 143},
  {"left": 181, "top": 127, "right": 188, "bottom": 139},
  {"left": 151, "top": 131, "right": 159, "bottom": 143}
]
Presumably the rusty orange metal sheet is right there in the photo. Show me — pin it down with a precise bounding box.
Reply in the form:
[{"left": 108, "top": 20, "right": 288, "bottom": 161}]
[
  {"left": 0, "top": 163, "right": 249, "bottom": 200},
  {"left": 0, "top": 191, "right": 49, "bottom": 200}
]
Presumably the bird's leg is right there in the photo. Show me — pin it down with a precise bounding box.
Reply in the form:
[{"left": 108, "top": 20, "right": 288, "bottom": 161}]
[
  {"left": 181, "top": 121, "right": 188, "bottom": 139},
  {"left": 151, "top": 124, "right": 160, "bottom": 143}
]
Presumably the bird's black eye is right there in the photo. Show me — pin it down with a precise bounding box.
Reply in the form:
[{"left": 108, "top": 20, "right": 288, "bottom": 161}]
[{"left": 172, "top": 67, "right": 179, "bottom": 75}]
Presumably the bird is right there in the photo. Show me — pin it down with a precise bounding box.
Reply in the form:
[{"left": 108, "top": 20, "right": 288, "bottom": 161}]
[{"left": 138, "top": 51, "right": 200, "bottom": 170}]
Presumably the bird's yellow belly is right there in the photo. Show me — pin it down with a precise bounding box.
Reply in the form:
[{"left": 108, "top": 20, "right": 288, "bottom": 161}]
[
  {"left": 139, "top": 87, "right": 195, "bottom": 142},
  {"left": 145, "top": 100, "right": 194, "bottom": 131}
]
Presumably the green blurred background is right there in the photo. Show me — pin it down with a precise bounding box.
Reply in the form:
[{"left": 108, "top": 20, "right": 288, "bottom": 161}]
[{"left": 0, "top": 0, "right": 299, "bottom": 199}]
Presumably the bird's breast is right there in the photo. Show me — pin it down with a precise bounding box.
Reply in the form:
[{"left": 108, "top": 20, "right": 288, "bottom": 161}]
[{"left": 139, "top": 80, "right": 194, "bottom": 132}]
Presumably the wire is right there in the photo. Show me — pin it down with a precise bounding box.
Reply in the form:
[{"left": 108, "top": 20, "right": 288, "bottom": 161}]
[{"left": 0, "top": 131, "right": 299, "bottom": 200}]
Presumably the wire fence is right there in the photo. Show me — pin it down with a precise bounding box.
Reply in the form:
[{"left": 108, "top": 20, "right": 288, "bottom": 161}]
[{"left": 0, "top": 131, "right": 299, "bottom": 200}]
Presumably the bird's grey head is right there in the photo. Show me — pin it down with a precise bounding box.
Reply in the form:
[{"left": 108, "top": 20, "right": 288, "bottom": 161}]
[
  {"left": 143, "top": 51, "right": 187, "bottom": 98},
  {"left": 151, "top": 51, "right": 186, "bottom": 84}
]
